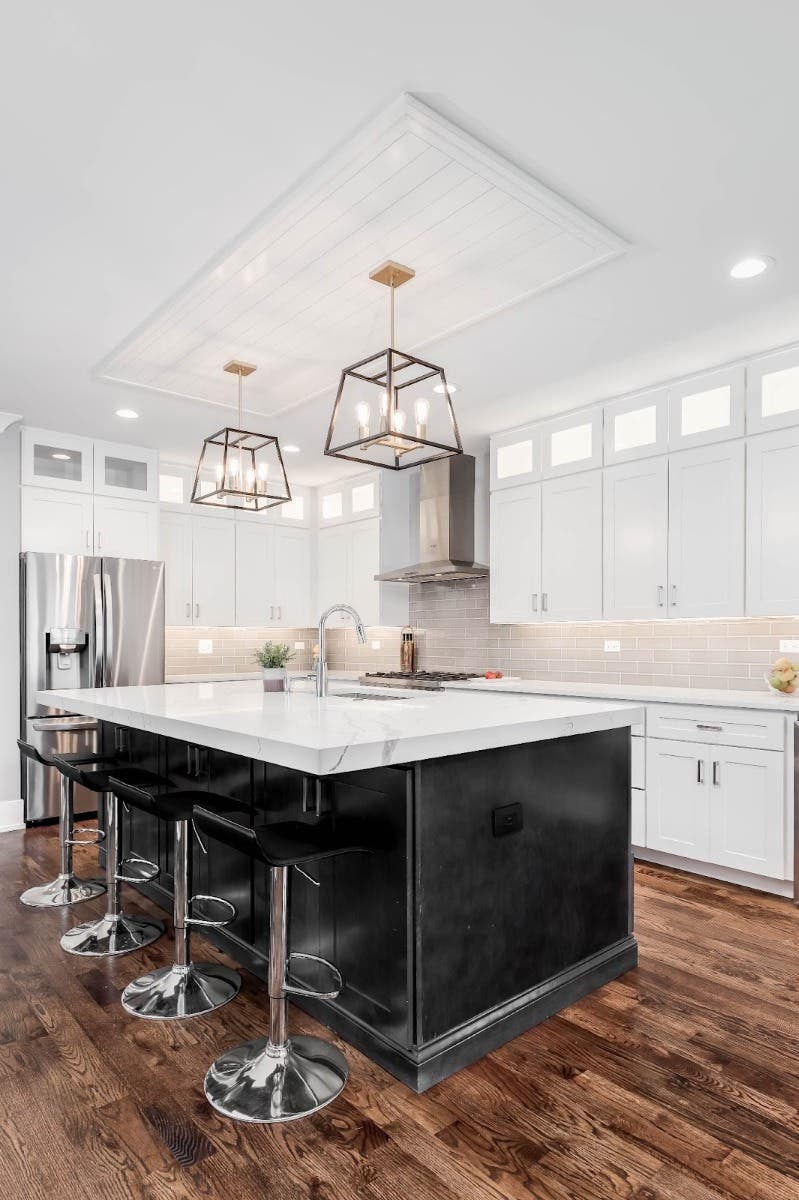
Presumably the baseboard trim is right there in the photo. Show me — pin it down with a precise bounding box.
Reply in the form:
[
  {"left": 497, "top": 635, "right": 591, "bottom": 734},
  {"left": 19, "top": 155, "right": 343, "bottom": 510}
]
[
  {"left": 634, "top": 847, "right": 793, "bottom": 897},
  {"left": 0, "top": 798, "right": 24, "bottom": 833}
]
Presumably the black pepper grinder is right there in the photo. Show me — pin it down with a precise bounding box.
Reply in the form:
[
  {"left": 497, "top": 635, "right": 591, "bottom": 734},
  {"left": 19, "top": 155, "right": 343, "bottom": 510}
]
[{"left": 400, "top": 626, "right": 415, "bottom": 674}]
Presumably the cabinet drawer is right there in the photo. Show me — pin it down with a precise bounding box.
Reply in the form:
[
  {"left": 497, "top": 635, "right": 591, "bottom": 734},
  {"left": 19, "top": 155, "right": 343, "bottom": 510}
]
[
  {"left": 631, "top": 736, "right": 645, "bottom": 789},
  {"left": 646, "top": 704, "right": 786, "bottom": 751}
]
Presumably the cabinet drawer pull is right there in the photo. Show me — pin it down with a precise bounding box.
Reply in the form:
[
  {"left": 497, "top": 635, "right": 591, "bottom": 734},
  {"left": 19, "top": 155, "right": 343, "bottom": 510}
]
[
  {"left": 697, "top": 759, "right": 705, "bottom": 784},
  {"left": 712, "top": 760, "right": 720, "bottom": 786},
  {"left": 671, "top": 584, "right": 677, "bottom": 607},
  {"left": 657, "top": 585, "right": 664, "bottom": 607},
  {"left": 531, "top": 593, "right": 538, "bottom": 612},
  {"left": 185, "top": 602, "right": 191, "bottom": 618},
  {"left": 195, "top": 603, "right": 200, "bottom": 619},
  {"left": 696, "top": 723, "right": 723, "bottom": 732},
  {"left": 541, "top": 592, "right": 548, "bottom": 613}
]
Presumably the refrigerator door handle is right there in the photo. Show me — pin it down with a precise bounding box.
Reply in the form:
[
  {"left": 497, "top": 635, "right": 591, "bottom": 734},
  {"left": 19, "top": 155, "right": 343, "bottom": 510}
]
[
  {"left": 93, "top": 572, "right": 105, "bottom": 688},
  {"left": 102, "top": 572, "right": 113, "bottom": 687}
]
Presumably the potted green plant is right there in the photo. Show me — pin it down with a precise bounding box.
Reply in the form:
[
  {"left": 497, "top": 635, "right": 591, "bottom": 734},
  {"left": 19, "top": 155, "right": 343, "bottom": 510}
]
[{"left": 254, "top": 641, "right": 295, "bottom": 693}]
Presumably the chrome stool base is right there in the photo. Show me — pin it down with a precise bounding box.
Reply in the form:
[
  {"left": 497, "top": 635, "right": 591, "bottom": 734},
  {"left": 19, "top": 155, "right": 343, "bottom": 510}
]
[
  {"left": 204, "top": 1034, "right": 348, "bottom": 1123},
  {"left": 121, "top": 962, "right": 241, "bottom": 1020},
  {"left": 20, "top": 874, "right": 105, "bottom": 909},
  {"left": 60, "top": 911, "right": 164, "bottom": 957}
]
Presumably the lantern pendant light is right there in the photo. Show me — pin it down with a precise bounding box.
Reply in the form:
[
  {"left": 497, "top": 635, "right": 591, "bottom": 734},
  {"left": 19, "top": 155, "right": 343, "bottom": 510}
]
[
  {"left": 191, "top": 361, "right": 291, "bottom": 511},
  {"left": 324, "top": 262, "right": 462, "bottom": 470}
]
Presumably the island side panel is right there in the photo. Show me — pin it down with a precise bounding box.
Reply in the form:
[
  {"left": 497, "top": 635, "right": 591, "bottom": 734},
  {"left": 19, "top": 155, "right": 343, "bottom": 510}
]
[{"left": 414, "top": 726, "right": 636, "bottom": 1044}]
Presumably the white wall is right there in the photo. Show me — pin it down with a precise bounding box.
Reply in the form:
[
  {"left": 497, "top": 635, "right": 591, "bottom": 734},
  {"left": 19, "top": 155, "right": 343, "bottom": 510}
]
[{"left": 0, "top": 428, "right": 21, "bottom": 830}]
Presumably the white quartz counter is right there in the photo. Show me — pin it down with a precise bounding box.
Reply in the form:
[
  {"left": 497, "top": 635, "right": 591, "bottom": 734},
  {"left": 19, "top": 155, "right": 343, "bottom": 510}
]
[
  {"left": 38, "top": 681, "right": 644, "bottom": 776},
  {"left": 447, "top": 677, "right": 799, "bottom": 713}
]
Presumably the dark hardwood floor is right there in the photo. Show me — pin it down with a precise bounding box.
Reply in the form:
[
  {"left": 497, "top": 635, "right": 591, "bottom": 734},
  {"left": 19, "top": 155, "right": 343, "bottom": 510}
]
[{"left": 3, "top": 824, "right": 799, "bottom": 1200}]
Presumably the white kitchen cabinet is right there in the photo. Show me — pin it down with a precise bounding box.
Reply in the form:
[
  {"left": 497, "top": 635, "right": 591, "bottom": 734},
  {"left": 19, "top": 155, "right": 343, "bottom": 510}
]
[
  {"left": 667, "top": 441, "right": 745, "bottom": 618},
  {"left": 21, "top": 428, "right": 94, "bottom": 493},
  {"left": 746, "top": 344, "right": 799, "bottom": 435},
  {"left": 540, "top": 409, "right": 602, "bottom": 479},
  {"left": 160, "top": 511, "right": 193, "bottom": 626},
  {"left": 272, "top": 527, "right": 313, "bottom": 627},
  {"left": 21, "top": 486, "right": 94, "bottom": 554},
  {"left": 93, "top": 497, "right": 159, "bottom": 560},
  {"left": 318, "top": 473, "right": 379, "bottom": 526},
  {"left": 708, "top": 746, "right": 785, "bottom": 878},
  {"left": 646, "top": 739, "right": 711, "bottom": 860},
  {"left": 192, "top": 516, "right": 236, "bottom": 626},
  {"left": 540, "top": 470, "right": 602, "bottom": 620},
  {"left": 316, "top": 526, "right": 352, "bottom": 626},
  {"left": 235, "top": 519, "right": 273, "bottom": 627},
  {"left": 603, "top": 458, "right": 668, "bottom": 620},
  {"left": 349, "top": 519, "right": 381, "bottom": 627},
  {"left": 94, "top": 440, "right": 159, "bottom": 502},
  {"left": 603, "top": 389, "right": 669, "bottom": 466},
  {"left": 668, "top": 366, "right": 745, "bottom": 450},
  {"left": 489, "top": 482, "right": 541, "bottom": 623},
  {"left": 746, "top": 427, "right": 799, "bottom": 615},
  {"left": 490, "top": 425, "right": 541, "bottom": 491}
]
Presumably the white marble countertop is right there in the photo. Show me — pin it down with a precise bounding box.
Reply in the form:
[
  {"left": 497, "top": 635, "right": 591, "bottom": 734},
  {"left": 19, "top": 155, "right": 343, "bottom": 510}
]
[
  {"left": 446, "top": 677, "right": 799, "bottom": 713},
  {"left": 37, "top": 681, "right": 644, "bottom": 776}
]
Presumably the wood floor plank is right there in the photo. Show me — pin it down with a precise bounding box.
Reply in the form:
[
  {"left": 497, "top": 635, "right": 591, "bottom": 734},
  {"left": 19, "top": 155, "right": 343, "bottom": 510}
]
[{"left": 3, "top": 825, "right": 799, "bottom": 1200}]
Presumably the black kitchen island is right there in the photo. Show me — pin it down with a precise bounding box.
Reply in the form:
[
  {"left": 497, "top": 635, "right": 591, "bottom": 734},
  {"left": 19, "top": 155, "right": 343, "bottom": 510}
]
[{"left": 40, "top": 681, "right": 641, "bottom": 1091}]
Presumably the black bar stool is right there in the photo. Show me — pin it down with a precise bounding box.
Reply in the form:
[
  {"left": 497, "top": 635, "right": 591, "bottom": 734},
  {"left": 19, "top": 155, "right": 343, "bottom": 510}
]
[
  {"left": 193, "top": 807, "right": 372, "bottom": 1124},
  {"left": 108, "top": 777, "right": 244, "bottom": 1020},
  {"left": 53, "top": 756, "right": 168, "bottom": 956},
  {"left": 17, "top": 739, "right": 106, "bottom": 908}
]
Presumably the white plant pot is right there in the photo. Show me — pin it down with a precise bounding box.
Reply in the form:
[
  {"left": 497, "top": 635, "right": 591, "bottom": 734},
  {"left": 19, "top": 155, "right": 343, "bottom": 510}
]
[{"left": 262, "top": 667, "right": 287, "bottom": 693}]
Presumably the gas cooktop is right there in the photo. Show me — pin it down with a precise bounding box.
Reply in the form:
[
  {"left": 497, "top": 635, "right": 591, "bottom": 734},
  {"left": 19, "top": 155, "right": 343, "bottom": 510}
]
[{"left": 359, "top": 670, "right": 482, "bottom": 691}]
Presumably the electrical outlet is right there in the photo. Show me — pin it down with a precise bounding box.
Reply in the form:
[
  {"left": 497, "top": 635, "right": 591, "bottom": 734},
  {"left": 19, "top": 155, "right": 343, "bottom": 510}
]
[
  {"left": 779, "top": 639, "right": 799, "bottom": 653},
  {"left": 371, "top": 640, "right": 381, "bottom": 650},
  {"left": 198, "top": 639, "right": 213, "bottom": 655},
  {"left": 294, "top": 641, "right": 305, "bottom": 650},
  {"left": 604, "top": 639, "right": 621, "bottom": 653}
]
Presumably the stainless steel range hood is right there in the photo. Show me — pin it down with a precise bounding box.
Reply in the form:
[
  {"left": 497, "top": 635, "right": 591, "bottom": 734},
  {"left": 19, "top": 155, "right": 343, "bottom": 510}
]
[{"left": 375, "top": 454, "right": 489, "bottom": 584}]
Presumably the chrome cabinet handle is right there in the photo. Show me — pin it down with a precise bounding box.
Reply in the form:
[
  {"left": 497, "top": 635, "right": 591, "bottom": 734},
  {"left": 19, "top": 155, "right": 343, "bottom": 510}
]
[
  {"left": 269, "top": 605, "right": 275, "bottom": 621},
  {"left": 671, "top": 584, "right": 677, "bottom": 607},
  {"left": 696, "top": 723, "right": 723, "bottom": 732},
  {"left": 657, "top": 585, "right": 664, "bottom": 607},
  {"left": 697, "top": 759, "right": 705, "bottom": 784},
  {"left": 531, "top": 593, "right": 538, "bottom": 612},
  {"left": 542, "top": 593, "right": 548, "bottom": 612},
  {"left": 712, "top": 760, "right": 720, "bottom": 786},
  {"left": 194, "top": 603, "right": 199, "bottom": 619},
  {"left": 97, "top": 530, "right": 102, "bottom": 550},
  {"left": 277, "top": 605, "right": 282, "bottom": 621},
  {"left": 85, "top": 530, "right": 91, "bottom": 550},
  {"left": 185, "top": 602, "right": 191, "bottom": 618}
]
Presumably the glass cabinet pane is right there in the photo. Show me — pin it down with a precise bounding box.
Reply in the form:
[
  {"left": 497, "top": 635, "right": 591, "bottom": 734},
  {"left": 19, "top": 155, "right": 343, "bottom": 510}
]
[
  {"left": 351, "top": 482, "right": 375, "bottom": 513},
  {"left": 321, "top": 491, "right": 343, "bottom": 521},
  {"left": 747, "top": 348, "right": 799, "bottom": 434},
  {"left": 281, "top": 495, "right": 305, "bottom": 521},
  {"left": 549, "top": 422, "right": 593, "bottom": 467},
  {"left": 105, "top": 455, "right": 148, "bottom": 493},
  {"left": 496, "top": 439, "right": 534, "bottom": 480},
  {"left": 32, "top": 442, "right": 84, "bottom": 484},
  {"left": 613, "top": 405, "right": 657, "bottom": 452},
  {"left": 669, "top": 367, "right": 744, "bottom": 448},
  {"left": 762, "top": 364, "right": 799, "bottom": 417},
  {"left": 680, "top": 386, "right": 730, "bottom": 437}
]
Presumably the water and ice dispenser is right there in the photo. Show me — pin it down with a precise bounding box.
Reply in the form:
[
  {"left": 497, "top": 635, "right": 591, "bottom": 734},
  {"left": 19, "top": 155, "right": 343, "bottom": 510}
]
[{"left": 45, "top": 627, "right": 88, "bottom": 689}]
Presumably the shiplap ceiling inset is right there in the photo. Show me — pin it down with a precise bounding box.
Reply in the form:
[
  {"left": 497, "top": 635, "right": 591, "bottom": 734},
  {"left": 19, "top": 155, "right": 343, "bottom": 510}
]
[{"left": 97, "top": 94, "right": 628, "bottom": 416}]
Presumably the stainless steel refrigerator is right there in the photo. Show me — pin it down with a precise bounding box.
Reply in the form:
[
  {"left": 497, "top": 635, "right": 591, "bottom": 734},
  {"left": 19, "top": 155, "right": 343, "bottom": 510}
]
[{"left": 20, "top": 553, "right": 165, "bottom": 822}]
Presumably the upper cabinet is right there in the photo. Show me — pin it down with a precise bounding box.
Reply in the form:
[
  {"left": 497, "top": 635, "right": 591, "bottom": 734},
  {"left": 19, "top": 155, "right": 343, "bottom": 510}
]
[
  {"left": 603, "top": 458, "right": 668, "bottom": 620},
  {"left": 490, "top": 425, "right": 541, "bottom": 491},
  {"left": 21, "top": 428, "right": 94, "bottom": 493},
  {"left": 746, "top": 345, "right": 799, "bottom": 435},
  {"left": 540, "top": 471, "right": 603, "bottom": 620},
  {"left": 603, "top": 389, "right": 669, "bottom": 465},
  {"left": 21, "top": 487, "right": 94, "bottom": 555},
  {"left": 489, "top": 482, "right": 541, "bottom": 623},
  {"left": 667, "top": 366, "right": 745, "bottom": 450},
  {"left": 94, "top": 440, "right": 159, "bottom": 502},
  {"left": 746, "top": 427, "right": 799, "bottom": 616},
  {"left": 540, "top": 409, "right": 603, "bottom": 478},
  {"left": 318, "top": 473, "right": 379, "bottom": 526}
]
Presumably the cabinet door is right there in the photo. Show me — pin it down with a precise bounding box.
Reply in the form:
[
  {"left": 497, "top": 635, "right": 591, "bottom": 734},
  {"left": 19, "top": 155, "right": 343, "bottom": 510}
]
[
  {"left": 668, "top": 441, "right": 745, "bottom": 618},
  {"left": 668, "top": 366, "right": 745, "bottom": 450},
  {"left": 93, "top": 497, "right": 159, "bottom": 560},
  {"left": 349, "top": 518, "right": 380, "bottom": 627},
  {"left": 603, "top": 458, "right": 668, "bottom": 619},
  {"left": 235, "top": 519, "right": 274, "bottom": 626},
  {"left": 489, "top": 483, "right": 541, "bottom": 623},
  {"left": 21, "top": 428, "right": 93, "bottom": 493},
  {"left": 646, "top": 739, "right": 710, "bottom": 859},
  {"left": 94, "top": 440, "right": 159, "bottom": 501},
  {"left": 490, "top": 425, "right": 541, "bottom": 490},
  {"left": 603, "top": 389, "right": 669, "bottom": 466},
  {"left": 540, "top": 409, "right": 603, "bottom": 479},
  {"left": 746, "top": 427, "right": 799, "bottom": 615},
  {"left": 316, "top": 527, "right": 351, "bottom": 625},
  {"left": 746, "top": 345, "right": 799, "bottom": 435},
  {"left": 708, "top": 747, "right": 785, "bottom": 878},
  {"left": 160, "top": 511, "right": 193, "bottom": 626},
  {"left": 541, "top": 471, "right": 602, "bottom": 620},
  {"left": 21, "top": 486, "right": 93, "bottom": 554},
  {"left": 192, "top": 515, "right": 236, "bottom": 626},
  {"left": 274, "top": 527, "right": 312, "bottom": 627}
]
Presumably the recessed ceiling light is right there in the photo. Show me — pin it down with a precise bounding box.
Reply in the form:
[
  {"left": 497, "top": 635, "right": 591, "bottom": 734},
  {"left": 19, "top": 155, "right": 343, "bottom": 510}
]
[
  {"left": 730, "top": 256, "right": 773, "bottom": 279},
  {"left": 283, "top": 444, "right": 300, "bottom": 453},
  {"left": 433, "top": 382, "right": 457, "bottom": 394},
  {"left": 115, "top": 408, "right": 139, "bottom": 419},
  {"left": 51, "top": 452, "right": 71, "bottom": 460}
]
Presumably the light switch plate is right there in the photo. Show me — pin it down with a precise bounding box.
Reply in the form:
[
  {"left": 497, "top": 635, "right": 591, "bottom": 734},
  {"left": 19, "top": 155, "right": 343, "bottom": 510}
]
[
  {"left": 779, "top": 639, "right": 799, "bottom": 653},
  {"left": 198, "top": 639, "right": 213, "bottom": 655},
  {"left": 294, "top": 641, "right": 305, "bottom": 650},
  {"left": 604, "top": 639, "right": 621, "bottom": 653},
  {"left": 371, "top": 640, "right": 381, "bottom": 650}
]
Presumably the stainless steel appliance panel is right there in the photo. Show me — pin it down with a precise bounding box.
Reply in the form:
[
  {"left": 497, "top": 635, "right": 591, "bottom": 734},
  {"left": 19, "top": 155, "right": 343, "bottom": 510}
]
[
  {"left": 21, "top": 553, "right": 102, "bottom": 719},
  {"left": 24, "top": 715, "right": 99, "bottom": 822},
  {"left": 100, "top": 557, "right": 165, "bottom": 687}
]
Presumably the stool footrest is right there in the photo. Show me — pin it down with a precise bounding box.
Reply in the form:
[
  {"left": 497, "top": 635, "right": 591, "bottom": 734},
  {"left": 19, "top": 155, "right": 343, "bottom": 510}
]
[
  {"left": 116, "top": 854, "right": 160, "bottom": 884},
  {"left": 187, "top": 894, "right": 237, "bottom": 929},
  {"left": 285, "top": 952, "right": 343, "bottom": 1000},
  {"left": 67, "top": 826, "right": 106, "bottom": 847}
]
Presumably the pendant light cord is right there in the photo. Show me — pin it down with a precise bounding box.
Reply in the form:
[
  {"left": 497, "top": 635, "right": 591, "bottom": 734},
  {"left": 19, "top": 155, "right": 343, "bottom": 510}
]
[{"left": 237, "top": 369, "right": 243, "bottom": 426}]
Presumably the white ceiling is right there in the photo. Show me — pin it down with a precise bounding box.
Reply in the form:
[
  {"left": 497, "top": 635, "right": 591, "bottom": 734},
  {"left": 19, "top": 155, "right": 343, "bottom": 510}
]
[{"left": 3, "top": 1, "right": 799, "bottom": 485}]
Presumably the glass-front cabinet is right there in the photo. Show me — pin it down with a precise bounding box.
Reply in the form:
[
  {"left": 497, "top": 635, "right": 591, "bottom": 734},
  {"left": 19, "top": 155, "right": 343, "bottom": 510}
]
[
  {"left": 540, "top": 409, "right": 603, "bottom": 478},
  {"left": 490, "top": 424, "right": 541, "bottom": 490},
  {"left": 746, "top": 345, "right": 799, "bottom": 434},
  {"left": 94, "top": 439, "right": 159, "bottom": 501},
  {"left": 603, "top": 388, "right": 669, "bottom": 465},
  {"left": 667, "top": 366, "right": 745, "bottom": 449},
  {"left": 21, "top": 428, "right": 94, "bottom": 493}
]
